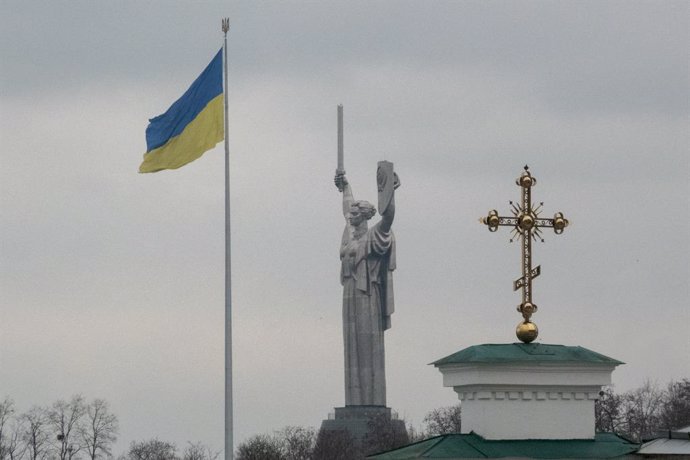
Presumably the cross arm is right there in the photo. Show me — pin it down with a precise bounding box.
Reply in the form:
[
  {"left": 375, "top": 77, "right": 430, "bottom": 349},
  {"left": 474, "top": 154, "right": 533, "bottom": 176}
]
[
  {"left": 482, "top": 210, "right": 568, "bottom": 235},
  {"left": 481, "top": 210, "right": 518, "bottom": 232},
  {"left": 535, "top": 212, "right": 569, "bottom": 234}
]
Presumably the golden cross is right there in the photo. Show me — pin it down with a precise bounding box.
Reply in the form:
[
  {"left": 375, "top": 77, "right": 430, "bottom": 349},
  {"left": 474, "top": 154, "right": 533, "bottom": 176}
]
[{"left": 481, "top": 166, "right": 569, "bottom": 343}]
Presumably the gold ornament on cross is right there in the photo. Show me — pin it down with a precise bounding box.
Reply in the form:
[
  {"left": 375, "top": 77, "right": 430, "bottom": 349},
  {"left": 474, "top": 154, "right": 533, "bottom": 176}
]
[{"left": 481, "top": 166, "right": 569, "bottom": 343}]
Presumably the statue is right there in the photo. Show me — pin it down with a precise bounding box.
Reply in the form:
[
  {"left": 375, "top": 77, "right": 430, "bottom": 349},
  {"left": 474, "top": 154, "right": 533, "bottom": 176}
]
[
  {"left": 318, "top": 107, "right": 408, "bottom": 451},
  {"left": 334, "top": 161, "right": 399, "bottom": 406}
]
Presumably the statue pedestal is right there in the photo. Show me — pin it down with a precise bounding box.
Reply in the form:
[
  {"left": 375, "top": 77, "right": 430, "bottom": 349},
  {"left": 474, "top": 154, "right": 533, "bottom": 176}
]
[
  {"left": 318, "top": 405, "right": 407, "bottom": 445},
  {"left": 434, "top": 343, "right": 623, "bottom": 440}
]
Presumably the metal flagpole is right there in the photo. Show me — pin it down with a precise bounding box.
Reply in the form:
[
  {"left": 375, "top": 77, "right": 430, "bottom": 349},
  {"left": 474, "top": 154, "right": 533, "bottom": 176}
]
[{"left": 221, "top": 18, "right": 233, "bottom": 460}]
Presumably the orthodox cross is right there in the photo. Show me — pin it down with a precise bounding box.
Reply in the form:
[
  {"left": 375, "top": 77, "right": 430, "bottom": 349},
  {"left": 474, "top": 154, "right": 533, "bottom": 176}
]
[{"left": 481, "top": 166, "right": 569, "bottom": 343}]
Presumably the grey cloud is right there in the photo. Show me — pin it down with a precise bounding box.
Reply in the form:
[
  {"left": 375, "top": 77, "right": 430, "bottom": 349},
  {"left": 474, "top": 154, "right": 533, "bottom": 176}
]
[{"left": 3, "top": 1, "right": 686, "bottom": 118}]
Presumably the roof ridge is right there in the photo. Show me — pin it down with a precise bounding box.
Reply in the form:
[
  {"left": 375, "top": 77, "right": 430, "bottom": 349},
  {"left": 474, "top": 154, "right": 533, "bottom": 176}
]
[
  {"left": 419, "top": 435, "right": 449, "bottom": 457},
  {"left": 432, "top": 343, "right": 624, "bottom": 366}
]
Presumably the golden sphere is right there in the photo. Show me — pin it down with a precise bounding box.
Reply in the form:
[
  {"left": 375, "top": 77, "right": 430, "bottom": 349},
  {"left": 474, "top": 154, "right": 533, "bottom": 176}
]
[
  {"left": 518, "top": 214, "right": 534, "bottom": 230},
  {"left": 520, "top": 175, "right": 534, "bottom": 187},
  {"left": 488, "top": 214, "right": 500, "bottom": 227},
  {"left": 516, "top": 321, "right": 538, "bottom": 343},
  {"left": 553, "top": 213, "right": 568, "bottom": 231}
]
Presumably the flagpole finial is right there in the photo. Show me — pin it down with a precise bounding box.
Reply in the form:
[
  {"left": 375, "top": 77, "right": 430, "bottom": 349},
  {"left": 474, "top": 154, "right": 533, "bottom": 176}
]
[{"left": 222, "top": 18, "right": 230, "bottom": 34}]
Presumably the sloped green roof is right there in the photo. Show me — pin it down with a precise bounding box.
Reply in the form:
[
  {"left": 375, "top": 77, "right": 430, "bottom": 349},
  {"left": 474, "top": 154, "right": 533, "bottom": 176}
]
[
  {"left": 368, "top": 432, "right": 639, "bottom": 459},
  {"left": 432, "top": 343, "right": 623, "bottom": 367}
]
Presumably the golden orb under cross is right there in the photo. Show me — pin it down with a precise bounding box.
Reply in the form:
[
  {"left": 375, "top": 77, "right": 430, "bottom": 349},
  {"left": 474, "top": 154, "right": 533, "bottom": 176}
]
[{"left": 516, "top": 321, "right": 539, "bottom": 343}]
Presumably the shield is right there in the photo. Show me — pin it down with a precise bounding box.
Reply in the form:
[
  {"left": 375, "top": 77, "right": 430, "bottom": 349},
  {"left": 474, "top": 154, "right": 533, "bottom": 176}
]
[{"left": 377, "top": 160, "right": 397, "bottom": 215}]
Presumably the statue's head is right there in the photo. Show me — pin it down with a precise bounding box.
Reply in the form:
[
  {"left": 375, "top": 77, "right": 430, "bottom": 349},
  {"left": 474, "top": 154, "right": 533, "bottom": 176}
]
[{"left": 349, "top": 200, "right": 376, "bottom": 227}]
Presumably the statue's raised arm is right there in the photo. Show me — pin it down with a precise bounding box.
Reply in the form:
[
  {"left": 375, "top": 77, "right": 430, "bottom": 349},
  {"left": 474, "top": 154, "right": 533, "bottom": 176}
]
[{"left": 334, "top": 173, "right": 353, "bottom": 218}]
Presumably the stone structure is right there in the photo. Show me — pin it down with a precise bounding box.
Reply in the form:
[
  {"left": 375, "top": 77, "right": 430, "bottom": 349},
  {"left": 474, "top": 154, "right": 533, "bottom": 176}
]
[
  {"left": 318, "top": 161, "right": 406, "bottom": 447},
  {"left": 433, "top": 343, "right": 623, "bottom": 440},
  {"left": 337, "top": 162, "right": 397, "bottom": 406},
  {"left": 370, "top": 343, "right": 637, "bottom": 458}
]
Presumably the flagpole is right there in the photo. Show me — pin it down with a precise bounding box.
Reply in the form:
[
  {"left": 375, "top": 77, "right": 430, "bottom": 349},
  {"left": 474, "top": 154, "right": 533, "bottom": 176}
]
[{"left": 221, "top": 18, "right": 233, "bottom": 460}]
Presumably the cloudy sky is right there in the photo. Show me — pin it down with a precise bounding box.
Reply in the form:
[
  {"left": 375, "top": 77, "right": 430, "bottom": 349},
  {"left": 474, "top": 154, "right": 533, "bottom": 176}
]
[{"left": 1, "top": 0, "right": 688, "bottom": 455}]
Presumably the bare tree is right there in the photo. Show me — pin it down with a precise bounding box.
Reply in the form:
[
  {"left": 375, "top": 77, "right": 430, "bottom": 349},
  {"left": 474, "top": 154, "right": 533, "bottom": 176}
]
[
  {"left": 422, "top": 404, "right": 462, "bottom": 436},
  {"left": 181, "top": 442, "right": 218, "bottom": 460},
  {"left": 4, "top": 421, "right": 26, "bottom": 460},
  {"left": 405, "top": 423, "right": 425, "bottom": 444},
  {"left": 127, "top": 439, "right": 177, "bottom": 460},
  {"left": 362, "top": 413, "right": 409, "bottom": 456},
  {"left": 659, "top": 379, "right": 690, "bottom": 431},
  {"left": 595, "top": 386, "right": 624, "bottom": 433},
  {"left": 276, "top": 426, "right": 315, "bottom": 460},
  {"left": 49, "top": 395, "right": 86, "bottom": 460},
  {"left": 0, "top": 398, "right": 15, "bottom": 460},
  {"left": 20, "top": 407, "right": 50, "bottom": 460},
  {"left": 621, "top": 380, "right": 664, "bottom": 442},
  {"left": 312, "top": 429, "right": 361, "bottom": 460},
  {"left": 80, "top": 399, "right": 118, "bottom": 460},
  {"left": 235, "top": 435, "right": 282, "bottom": 460},
  {"left": 1, "top": 398, "right": 26, "bottom": 460}
]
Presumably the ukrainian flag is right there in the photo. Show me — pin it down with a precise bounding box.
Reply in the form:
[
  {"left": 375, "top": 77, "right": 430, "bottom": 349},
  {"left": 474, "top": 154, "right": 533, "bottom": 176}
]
[{"left": 139, "top": 49, "right": 224, "bottom": 173}]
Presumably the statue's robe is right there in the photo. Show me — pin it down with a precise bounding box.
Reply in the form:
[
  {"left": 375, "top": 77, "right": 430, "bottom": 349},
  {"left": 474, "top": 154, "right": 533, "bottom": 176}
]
[{"left": 340, "top": 221, "right": 395, "bottom": 407}]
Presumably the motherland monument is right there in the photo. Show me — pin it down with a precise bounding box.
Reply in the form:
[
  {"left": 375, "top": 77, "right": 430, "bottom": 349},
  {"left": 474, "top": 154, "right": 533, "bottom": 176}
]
[{"left": 318, "top": 106, "right": 407, "bottom": 449}]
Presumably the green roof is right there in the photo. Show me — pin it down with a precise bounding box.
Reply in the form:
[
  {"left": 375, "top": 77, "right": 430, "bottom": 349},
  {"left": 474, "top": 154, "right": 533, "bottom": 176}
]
[
  {"left": 432, "top": 343, "right": 623, "bottom": 367},
  {"left": 369, "top": 432, "right": 639, "bottom": 459}
]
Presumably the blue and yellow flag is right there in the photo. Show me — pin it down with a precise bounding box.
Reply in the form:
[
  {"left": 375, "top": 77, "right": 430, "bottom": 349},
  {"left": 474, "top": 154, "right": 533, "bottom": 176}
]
[{"left": 139, "top": 49, "right": 224, "bottom": 173}]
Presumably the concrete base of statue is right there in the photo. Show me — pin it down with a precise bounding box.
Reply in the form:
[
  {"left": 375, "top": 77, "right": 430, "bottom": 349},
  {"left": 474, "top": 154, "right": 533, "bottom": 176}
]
[
  {"left": 433, "top": 343, "right": 623, "bottom": 440},
  {"left": 318, "top": 405, "right": 407, "bottom": 445}
]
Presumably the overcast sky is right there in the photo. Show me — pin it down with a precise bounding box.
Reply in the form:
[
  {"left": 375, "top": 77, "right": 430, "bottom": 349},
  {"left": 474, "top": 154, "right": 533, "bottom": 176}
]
[{"left": 1, "top": 0, "right": 688, "bottom": 455}]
